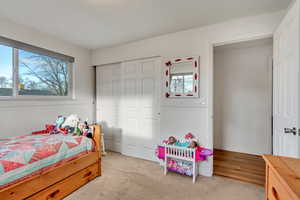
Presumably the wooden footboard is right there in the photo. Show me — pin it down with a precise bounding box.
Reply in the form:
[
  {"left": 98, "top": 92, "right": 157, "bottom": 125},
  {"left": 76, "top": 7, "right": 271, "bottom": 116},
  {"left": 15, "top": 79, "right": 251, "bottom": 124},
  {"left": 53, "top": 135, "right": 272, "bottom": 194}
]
[{"left": 0, "top": 125, "right": 102, "bottom": 200}]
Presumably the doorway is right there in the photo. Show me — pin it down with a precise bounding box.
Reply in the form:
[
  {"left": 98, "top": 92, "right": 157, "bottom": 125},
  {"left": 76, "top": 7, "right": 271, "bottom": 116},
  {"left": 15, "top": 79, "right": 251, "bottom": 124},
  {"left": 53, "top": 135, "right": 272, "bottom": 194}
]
[{"left": 213, "top": 38, "right": 273, "bottom": 185}]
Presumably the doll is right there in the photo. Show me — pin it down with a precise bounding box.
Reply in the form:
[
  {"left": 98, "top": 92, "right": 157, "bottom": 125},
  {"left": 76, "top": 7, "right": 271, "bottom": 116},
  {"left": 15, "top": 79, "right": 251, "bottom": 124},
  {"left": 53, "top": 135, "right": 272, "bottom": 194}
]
[
  {"left": 188, "top": 140, "right": 199, "bottom": 148},
  {"left": 168, "top": 136, "right": 177, "bottom": 145},
  {"left": 62, "top": 114, "right": 80, "bottom": 134}
]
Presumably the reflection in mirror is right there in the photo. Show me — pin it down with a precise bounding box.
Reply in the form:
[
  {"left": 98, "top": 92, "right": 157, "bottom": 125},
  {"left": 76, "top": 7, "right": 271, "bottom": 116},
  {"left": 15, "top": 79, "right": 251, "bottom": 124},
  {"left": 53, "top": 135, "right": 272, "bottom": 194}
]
[{"left": 170, "top": 74, "right": 193, "bottom": 94}]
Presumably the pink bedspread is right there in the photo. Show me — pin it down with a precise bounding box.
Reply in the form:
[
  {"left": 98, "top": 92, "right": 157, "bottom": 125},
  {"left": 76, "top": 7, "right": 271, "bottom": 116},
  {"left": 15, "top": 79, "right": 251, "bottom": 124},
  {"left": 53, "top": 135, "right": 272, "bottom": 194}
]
[{"left": 0, "top": 134, "right": 94, "bottom": 188}]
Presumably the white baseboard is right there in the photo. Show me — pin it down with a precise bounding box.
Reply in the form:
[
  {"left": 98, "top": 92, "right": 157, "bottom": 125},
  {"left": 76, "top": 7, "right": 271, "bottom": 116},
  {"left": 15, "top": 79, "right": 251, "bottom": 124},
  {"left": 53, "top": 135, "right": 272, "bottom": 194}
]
[{"left": 121, "top": 144, "right": 158, "bottom": 162}]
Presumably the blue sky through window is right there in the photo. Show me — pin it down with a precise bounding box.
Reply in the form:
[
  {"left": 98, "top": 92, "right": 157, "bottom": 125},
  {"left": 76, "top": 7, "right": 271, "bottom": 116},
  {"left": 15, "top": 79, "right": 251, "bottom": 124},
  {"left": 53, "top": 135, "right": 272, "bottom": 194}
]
[
  {"left": 0, "top": 45, "right": 13, "bottom": 96},
  {"left": 0, "top": 45, "right": 13, "bottom": 79},
  {"left": 0, "top": 45, "right": 13, "bottom": 92},
  {"left": 0, "top": 44, "right": 70, "bottom": 96}
]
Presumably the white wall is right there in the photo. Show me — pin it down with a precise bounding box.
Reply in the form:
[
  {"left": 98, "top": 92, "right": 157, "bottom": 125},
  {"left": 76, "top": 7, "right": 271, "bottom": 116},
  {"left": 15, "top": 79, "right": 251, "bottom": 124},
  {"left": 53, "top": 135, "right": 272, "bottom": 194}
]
[
  {"left": 0, "top": 16, "right": 94, "bottom": 137},
  {"left": 92, "top": 11, "right": 285, "bottom": 176},
  {"left": 214, "top": 38, "right": 273, "bottom": 155}
]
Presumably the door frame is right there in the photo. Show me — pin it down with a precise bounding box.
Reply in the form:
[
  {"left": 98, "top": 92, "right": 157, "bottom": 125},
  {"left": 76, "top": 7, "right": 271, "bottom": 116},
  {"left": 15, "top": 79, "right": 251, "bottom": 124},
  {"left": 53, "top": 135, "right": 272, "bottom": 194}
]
[{"left": 208, "top": 34, "right": 274, "bottom": 162}]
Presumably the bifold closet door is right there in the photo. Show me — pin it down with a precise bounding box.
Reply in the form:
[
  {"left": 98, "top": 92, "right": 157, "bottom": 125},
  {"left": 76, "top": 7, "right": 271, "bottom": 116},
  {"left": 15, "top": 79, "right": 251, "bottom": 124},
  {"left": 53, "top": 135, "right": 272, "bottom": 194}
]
[
  {"left": 96, "top": 64, "right": 122, "bottom": 152},
  {"left": 120, "top": 58, "right": 160, "bottom": 161}
]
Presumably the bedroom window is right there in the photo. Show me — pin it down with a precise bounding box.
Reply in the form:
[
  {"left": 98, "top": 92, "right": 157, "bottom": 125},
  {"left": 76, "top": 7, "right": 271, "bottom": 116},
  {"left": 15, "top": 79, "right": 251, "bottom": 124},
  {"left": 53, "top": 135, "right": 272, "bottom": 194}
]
[
  {"left": 0, "top": 36, "right": 74, "bottom": 99},
  {"left": 19, "top": 50, "right": 70, "bottom": 96}
]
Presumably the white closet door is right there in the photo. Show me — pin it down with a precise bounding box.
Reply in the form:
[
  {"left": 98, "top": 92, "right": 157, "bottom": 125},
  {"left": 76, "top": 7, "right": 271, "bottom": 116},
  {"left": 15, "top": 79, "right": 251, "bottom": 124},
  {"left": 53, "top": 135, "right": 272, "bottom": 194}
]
[
  {"left": 121, "top": 58, "right": 160, "bottom": 161},
  {"left": 96, "top": 64, "right": 122, "bottom": 152},
  {"left": 273, "top": 0, "right": 300, "bottom": 158}
]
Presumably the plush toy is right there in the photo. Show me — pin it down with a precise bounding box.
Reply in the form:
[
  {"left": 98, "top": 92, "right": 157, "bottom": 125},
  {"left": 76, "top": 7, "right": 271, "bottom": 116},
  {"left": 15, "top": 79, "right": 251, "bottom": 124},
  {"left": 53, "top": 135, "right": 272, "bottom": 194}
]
[
  {"left": 185, "top": 132, "right": 195, "bottom": 140},
  {"left": 55, "top": 116, "right": 65, "bottom": 128},
  {"left": 78, "top": 122, "right": 85, "bottom": 135},
  {"left": 47, "top": 124, "right": 67, "bottom": 135},
  {"left": 62, "top": 114, "right": 80, "bottom": 134},
  {"left": 84, "top": 121, "right": 93, "bottom": 139}
]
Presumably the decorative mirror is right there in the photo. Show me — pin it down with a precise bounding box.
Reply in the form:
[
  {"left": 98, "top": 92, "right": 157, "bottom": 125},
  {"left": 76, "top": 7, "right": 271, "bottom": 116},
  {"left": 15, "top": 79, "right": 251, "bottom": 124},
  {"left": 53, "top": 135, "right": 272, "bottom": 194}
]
[{"left": 164, "top": 57, "right": 199, "bottom": 98}]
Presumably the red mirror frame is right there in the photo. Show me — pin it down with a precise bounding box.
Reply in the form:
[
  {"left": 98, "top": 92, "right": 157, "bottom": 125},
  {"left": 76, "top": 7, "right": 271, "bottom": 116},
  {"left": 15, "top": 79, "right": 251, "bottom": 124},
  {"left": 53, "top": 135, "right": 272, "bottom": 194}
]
[{"left": 164, "top": 56, "right": 200, "bottom": 98}]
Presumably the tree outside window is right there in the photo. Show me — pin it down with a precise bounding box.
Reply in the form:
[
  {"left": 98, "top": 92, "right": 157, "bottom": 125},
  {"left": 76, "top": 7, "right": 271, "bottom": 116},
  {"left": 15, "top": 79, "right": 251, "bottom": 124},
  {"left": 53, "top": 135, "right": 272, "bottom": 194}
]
[{"left": 0, "top": 43, "right": 72, "bottom": 98}]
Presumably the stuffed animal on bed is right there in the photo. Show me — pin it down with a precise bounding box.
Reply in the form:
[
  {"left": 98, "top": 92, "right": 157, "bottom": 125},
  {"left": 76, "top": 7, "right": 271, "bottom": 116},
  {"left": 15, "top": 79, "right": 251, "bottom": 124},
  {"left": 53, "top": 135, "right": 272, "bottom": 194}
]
[
  {"left": 62, "top": 114, "right": 80, "bottom": 134},
  {"left": 55, "top": 116, "right": 65, "bottom": 128}
]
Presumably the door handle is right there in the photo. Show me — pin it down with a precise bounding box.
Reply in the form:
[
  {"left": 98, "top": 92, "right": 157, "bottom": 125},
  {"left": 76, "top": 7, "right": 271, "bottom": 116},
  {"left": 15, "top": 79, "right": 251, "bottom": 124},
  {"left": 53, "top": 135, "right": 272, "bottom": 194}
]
[{"left": 284, "top": 127, "right": 297, "bottom": 135}]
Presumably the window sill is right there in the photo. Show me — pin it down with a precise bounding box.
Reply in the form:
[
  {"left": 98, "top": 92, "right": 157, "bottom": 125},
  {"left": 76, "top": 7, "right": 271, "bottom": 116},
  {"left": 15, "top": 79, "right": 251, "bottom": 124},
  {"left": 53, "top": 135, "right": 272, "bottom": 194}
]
[
  {"left": 0, "top": 99, "right": 93, "bottom": 111},
  {"left": 0, "top": 96, "right": 75, "bottom": 101}
]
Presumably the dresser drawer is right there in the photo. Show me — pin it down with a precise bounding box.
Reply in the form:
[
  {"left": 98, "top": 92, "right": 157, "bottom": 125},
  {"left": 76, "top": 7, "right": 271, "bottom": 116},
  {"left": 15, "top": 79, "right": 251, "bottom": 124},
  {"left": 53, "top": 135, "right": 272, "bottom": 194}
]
[
  {"left": 267, "top": 169, "right": 293, "bottom": 200},
  {"left": 26, "top": 163, "right": 99, "bottom": 200}
]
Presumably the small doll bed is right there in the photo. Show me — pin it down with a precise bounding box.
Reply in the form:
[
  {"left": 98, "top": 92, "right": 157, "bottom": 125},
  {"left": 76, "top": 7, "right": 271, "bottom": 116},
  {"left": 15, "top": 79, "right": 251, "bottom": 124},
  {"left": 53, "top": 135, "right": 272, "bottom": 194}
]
[{"left": 156, "top": 134, "right": 213, "bottom": 183}]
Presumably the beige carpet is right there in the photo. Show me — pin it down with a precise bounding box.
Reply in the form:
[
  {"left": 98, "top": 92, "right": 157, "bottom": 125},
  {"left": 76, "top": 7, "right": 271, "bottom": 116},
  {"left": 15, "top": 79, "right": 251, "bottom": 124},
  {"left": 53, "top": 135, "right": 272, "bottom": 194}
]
[{"left": 65, "top": 152, "right": 264, "bottom": 200}]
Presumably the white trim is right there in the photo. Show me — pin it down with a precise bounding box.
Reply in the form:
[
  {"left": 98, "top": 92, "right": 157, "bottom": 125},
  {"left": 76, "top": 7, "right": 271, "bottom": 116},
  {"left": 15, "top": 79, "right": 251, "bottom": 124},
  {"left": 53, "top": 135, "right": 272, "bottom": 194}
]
[
  {"left": 12, "top": 48, "right": 18, "bottom": 97},
  {"left": 70, "top": 62, "right": 76, "bottom": 100},
  {"left": 0, "top": 101, "right": 93, "bottom": 112},
  {"left": 213, "top": 34, "right": 273, "bottom": 47}
]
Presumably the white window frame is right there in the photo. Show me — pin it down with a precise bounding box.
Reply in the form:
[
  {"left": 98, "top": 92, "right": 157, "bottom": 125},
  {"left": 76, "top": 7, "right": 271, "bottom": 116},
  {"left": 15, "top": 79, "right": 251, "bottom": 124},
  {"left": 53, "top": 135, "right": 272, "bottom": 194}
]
[{"left": 0, "top": 40, "right": 75, "bottom": 100}]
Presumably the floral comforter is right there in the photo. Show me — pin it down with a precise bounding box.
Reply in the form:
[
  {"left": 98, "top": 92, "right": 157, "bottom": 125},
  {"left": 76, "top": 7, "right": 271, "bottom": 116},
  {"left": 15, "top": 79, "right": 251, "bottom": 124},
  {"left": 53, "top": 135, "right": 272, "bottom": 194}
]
[{"left": 0, "top": 134, "right": 94, "bottom": 188}]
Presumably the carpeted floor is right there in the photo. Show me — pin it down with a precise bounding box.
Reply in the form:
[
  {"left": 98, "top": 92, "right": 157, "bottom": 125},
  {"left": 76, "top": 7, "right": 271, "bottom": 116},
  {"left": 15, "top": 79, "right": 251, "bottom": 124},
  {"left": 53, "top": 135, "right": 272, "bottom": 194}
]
[{"left": 65, "top": 152, "right": 264, "bottom": 200}]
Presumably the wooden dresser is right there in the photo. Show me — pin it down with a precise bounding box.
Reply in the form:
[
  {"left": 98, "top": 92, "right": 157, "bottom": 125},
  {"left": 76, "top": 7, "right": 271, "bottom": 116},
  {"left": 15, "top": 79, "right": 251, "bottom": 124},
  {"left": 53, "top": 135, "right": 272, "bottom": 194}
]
[{"left": 263, "top": 155, "right": 300, "bottom": 200}]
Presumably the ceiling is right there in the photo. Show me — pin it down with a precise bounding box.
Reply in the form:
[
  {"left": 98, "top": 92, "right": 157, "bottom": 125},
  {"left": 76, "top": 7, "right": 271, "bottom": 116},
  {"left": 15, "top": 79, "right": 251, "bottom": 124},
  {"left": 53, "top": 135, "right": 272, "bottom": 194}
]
[{"left": 0, "top": 0, "right": 292, "bottom": 49}]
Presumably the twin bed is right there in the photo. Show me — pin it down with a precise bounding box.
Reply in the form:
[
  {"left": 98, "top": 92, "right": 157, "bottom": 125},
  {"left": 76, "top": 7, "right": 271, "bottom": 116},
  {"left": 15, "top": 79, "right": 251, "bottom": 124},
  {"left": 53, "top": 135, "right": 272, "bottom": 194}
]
[{"left": 0, "top": 125, "right": 102, "bottom": 200}]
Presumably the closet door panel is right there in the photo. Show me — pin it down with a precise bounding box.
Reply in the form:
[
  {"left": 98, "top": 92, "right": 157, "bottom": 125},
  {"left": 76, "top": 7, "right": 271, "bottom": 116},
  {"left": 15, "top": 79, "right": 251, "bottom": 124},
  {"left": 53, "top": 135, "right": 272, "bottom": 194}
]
[
  {"left": 121, "top": 58, "right": 160, "bottom": 161},
  {"left": 96, "top": 64, "right": 122, "bottom": 152}
]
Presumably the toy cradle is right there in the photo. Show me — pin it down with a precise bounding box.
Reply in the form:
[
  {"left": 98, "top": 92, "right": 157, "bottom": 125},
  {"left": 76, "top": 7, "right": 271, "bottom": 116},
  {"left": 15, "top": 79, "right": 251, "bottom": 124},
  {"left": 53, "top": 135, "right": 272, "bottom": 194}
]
[{"left": 157, "top": 145, "right": 213, "bottom": 183}]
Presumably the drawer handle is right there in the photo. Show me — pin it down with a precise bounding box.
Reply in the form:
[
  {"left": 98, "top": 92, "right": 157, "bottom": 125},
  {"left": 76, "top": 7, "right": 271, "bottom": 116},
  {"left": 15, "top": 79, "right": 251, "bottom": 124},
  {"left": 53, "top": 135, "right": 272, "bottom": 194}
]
[
  {"left": 47, "top": 189, "right": 60, "bottom": 199},
  {"left": 83, "top": 171, "right": 92, "bottom": 178},
  {"left": 272, "top": 187, "right": 280, "bottom": 200}
]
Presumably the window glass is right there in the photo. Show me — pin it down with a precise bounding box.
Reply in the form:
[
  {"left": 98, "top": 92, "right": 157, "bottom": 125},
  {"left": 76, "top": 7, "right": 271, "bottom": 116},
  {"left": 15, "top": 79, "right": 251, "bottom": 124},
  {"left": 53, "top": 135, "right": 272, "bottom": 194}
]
[
  {"left": 0, "top": 45, "right": 13, "bottom": 96},
  {"left": 18, "top": 50, "right": 69, "bottom": 96}
]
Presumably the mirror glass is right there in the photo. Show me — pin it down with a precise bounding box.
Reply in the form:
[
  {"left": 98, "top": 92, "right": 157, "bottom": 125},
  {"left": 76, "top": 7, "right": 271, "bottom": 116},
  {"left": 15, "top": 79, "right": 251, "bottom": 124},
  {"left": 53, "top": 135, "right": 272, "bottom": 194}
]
[{"left": 170, "top": 62, "right": 194, "bottom": 94}]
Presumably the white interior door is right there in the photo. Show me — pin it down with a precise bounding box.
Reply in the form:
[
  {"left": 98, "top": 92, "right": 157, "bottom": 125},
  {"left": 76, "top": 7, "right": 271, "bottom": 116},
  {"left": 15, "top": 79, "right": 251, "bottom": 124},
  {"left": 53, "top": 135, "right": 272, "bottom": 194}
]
[
  {"left": 273, "top": 0, "right": 300, "bottom": 158},
  {"left": 121, "top": 58, "right": 160, "bottom": 161},
  {"left": 96, "top": 64, "right": 122, "bottom": 152}
]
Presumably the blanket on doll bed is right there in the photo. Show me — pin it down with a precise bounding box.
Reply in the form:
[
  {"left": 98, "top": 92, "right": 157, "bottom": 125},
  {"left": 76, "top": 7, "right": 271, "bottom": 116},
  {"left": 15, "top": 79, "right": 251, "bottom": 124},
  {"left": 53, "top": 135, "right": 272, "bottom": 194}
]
[{"left": 0, "top": 134, "right": 94, "bottom": 188}]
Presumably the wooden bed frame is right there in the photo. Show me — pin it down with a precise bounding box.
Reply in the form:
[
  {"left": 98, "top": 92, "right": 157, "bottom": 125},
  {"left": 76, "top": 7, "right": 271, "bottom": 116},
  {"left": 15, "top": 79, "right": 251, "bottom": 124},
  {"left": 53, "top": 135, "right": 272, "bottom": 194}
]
[{"left": 0, "top": 125, "right": 102, "bottom": 200}]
